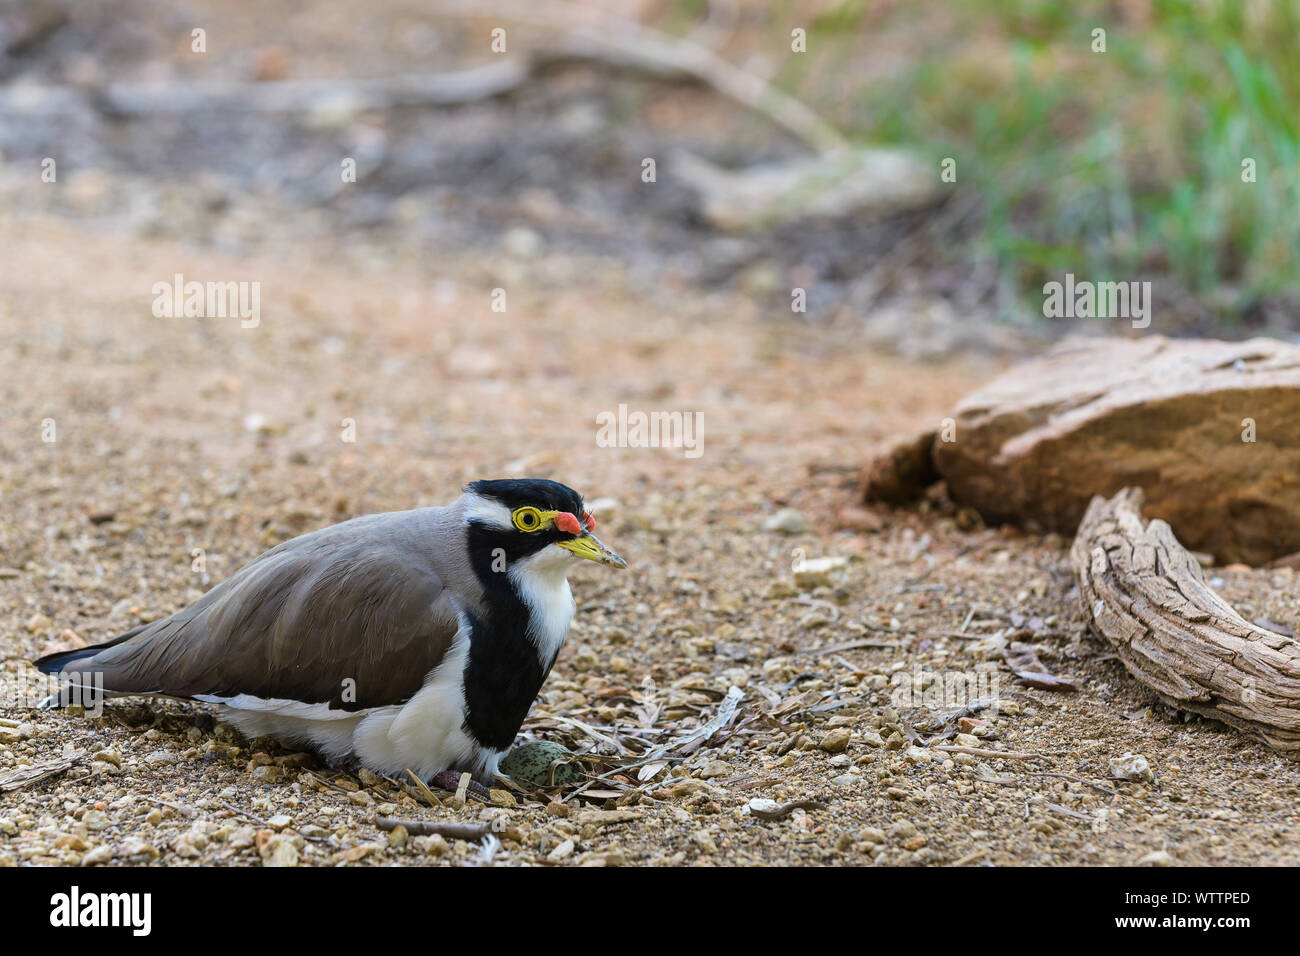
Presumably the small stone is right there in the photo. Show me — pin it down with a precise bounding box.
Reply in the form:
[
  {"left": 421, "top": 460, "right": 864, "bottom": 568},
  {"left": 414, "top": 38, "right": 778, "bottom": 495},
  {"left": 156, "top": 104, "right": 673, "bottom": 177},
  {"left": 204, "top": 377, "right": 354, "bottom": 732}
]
[
  {"left": 347, "top": 790, "right": 374, "bottom": 807},
  {"left": 25, "top": 613, "right": 53, "bottom": 635},
  {"left": 386, "top": 825, "right": 409, "bottom": 850},
  {"left": 858, "top": 827, "right": 886, "bottom": 844},
  {"left": 904, "top": 746, "right": 931, "bottom": 764},
  {"left": 81, "top": 845, "right": 113, "bottom": 866},
  {"left": 819, "top": 729, "right": 852, "bottom": 753},
  {"left": 266, "top": 814, "right": 293, "bottom": 830},
  {"left": 502, "top": 226, "right": 544, "bottom": 259},
  {"left": 144, "top": 750, "right": 177, "bottom": 768},
  {"left": 1138, "top": 849, "right": 1174, "bottom": 867},
  {"left": 82, "top": 809, "right": 110, "bottom": 831},
  {"left": 262, "top": 838, "right": 301, "bottom": 867},
  {"left": 793, "top": 556, "right": 849, "bottom": 590},
  {"left": 762, "top": 509, "right": 809, "bottom": 535},
  {"left": 696, "top": 759, "right": 733, "bottom": 779},
  {"left": 884, "top": 732, "right": 906, "bottom": 751},
  {"left": 954, "top": 733, "right": 981, "bottom": 749},
  {"left": 860, "top": 730, "right": 885, "bottom": 748},
  {"left": 830, "top": 773, "right": 860, "bottom": 788},
  {"left": 548, "top": 838, "right": 576, "bottom": 862},
  {"left": 1109, "top": 753, "right": 1154, "bottom": 783},
  {"left": 116, "top": 839, "right": 159, "bottom": 861},
  {"left": 888, "top": 820, "right": 918, "bottom": 840}
]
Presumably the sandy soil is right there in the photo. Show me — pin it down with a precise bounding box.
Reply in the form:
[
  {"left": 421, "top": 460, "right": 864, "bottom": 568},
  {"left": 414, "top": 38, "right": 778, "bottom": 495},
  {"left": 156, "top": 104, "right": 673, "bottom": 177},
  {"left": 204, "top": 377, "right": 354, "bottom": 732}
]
[{"left": 4, "top": 214, "right": 1300, "bottom": 867}]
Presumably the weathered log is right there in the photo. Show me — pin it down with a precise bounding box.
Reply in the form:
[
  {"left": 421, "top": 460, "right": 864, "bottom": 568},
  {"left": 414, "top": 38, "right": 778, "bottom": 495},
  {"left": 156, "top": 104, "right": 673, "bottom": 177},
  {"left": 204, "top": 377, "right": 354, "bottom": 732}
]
[
  {"left": 932, "top": 335, "right": 1300, "bottom": 566},
  {"left": 1071, "top": 488, "right": 1300, "bottom": 754}
]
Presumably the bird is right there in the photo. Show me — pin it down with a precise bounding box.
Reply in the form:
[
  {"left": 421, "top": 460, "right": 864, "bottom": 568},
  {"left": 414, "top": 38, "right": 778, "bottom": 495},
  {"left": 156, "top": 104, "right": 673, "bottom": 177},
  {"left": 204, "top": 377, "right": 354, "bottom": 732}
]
[{"left": 34, "top": 478, "right": 627, "bottom": 788}]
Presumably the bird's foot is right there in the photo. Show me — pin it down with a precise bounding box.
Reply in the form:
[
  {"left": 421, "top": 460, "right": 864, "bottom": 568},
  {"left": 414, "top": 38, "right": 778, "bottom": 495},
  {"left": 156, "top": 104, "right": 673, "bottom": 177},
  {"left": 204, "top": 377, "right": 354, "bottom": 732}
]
[{"left": 429, "top": 769, "right": 492, "bottom": 801}]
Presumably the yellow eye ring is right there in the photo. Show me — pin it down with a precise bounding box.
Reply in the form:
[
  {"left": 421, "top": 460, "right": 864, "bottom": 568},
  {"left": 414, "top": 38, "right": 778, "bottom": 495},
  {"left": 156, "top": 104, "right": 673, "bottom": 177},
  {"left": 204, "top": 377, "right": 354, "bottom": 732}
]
[{"left": 512, "top": 506, "right": 545, "bottom": 532}]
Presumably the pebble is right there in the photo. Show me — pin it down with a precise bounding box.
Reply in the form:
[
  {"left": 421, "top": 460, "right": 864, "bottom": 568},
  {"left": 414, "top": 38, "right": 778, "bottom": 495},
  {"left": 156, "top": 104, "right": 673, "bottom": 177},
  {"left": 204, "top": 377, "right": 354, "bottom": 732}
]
[
  {"left": 347, "top": 790, "right": 374, "bottom": 807},
  {"left": 860, "top": 730, "right": 885, "bottom": 748},
  {"left": 904, "top": 746, "right": 931, "bottom": 764},
  {"left": 819, "top": 729, "right": 852, "bottom": 753},
  {"left": 144, "top": 750, "right": 177, "bottom": 768},
  {"left": 548, "top": 838, "right": 576, "bottom": 862},
  {"left": 793, "top": 556, "right": 848, "bottom": 590},
  {"left": 1109, "top": 753, "right": 1154, "bottom": 783},
  {"left": 81, "top": 845, "right": 113, "bottom": 866},
  {"left": 888, "top": 820, "right": 918, "bottom": 839},
  {"left": 1138, "top": 849, "right": 1174, "bottom": 867},
  {"left": 954, "top": 733, "right": 981, "bottom": 749},
  {"left": 762, "top": 509, "right": 809, "bottom": 535}
]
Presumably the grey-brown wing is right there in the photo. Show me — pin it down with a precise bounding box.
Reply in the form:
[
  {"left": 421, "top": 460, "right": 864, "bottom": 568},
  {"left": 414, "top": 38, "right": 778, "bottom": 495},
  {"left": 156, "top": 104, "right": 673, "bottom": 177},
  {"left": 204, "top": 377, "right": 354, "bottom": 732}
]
[{"left": 59, "top": 526, "right": 464, "bottom": 711}]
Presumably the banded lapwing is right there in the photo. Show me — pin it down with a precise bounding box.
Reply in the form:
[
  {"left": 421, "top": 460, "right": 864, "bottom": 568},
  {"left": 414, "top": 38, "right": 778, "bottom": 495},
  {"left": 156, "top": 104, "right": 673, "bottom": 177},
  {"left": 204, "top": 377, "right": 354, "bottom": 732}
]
[{"left": 35, "top": 478, "right": 626, "bottom": 787}]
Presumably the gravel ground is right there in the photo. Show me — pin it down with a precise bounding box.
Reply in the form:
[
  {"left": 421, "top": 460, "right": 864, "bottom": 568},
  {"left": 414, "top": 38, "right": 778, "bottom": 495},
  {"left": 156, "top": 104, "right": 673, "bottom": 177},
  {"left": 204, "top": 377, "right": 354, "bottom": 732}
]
[{"left": 4, "top": 214, "right": 1300, "bottom": 867}]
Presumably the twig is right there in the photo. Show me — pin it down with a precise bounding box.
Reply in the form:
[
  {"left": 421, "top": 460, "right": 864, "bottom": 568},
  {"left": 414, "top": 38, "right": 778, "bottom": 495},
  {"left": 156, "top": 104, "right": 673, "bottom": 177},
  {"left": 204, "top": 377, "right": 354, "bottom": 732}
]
[
  {"left": 1027, "top": 770, "right": 1118, "bottom": 796},
  {"left": 405, "top": 769, "right": 443, "bottom": 807},
  {"left": 932, "top": 745, "right": 1044, "bottom": 761},
  {"left": 0, "top": 750, "right": 84, "bottom": 792},
  {"left": 748, "top": 799, "right": 827, "bottom": 821},
  {"left": 375, "top": 816, "right": 497, "bottom": 841}
]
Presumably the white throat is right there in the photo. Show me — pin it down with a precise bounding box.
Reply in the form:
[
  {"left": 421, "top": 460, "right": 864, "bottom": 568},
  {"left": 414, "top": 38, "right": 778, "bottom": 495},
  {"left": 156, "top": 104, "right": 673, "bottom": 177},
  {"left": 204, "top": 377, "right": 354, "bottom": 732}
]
[{"left": 507, "top": 546, "right": 577, "bottom": 666}]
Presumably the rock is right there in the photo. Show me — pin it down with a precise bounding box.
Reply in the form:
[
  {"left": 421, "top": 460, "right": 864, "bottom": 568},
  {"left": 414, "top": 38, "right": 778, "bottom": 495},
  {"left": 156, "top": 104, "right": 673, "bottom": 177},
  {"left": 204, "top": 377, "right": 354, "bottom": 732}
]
[
  {"left": 888, "top": 820, "right": 918, "bottom": 840},
  {"left": 502, "top": 226, "right": 544, "bottom": 259},
  {"left": 82, "top": 809, "right": 110, "bottom": 831},
  {"left": 24, "top": 613, "right": 53, "bottom": 635},
  {"left": 860, "top": 730, "right": 885, "bottom": 748},
  {"left": 861, "top": 431, "right": 941, "bottom": 504},
  {"left": 819, "top": 729, "right": 852, "bottom": 753},
  {"left": 144, "top": 750, "right": 176, "bottom": 768},
  {"left": 1138, "top": 849, "right": 1174, "bottom": 867},
  {"left": 695, "top": 760, "right": 733, "bottom": 780},
  {"left": 346, "top": 790, "right": 374, "bottom": 807},
  {"left": 1109, "top": 752, "right": 1154, "bottom": 783},
  {"left": 954, "top": 733, "right": 981, "bottom": 749},
  {"left": 762, "top": 508, "right": 809, "bottom": 535},
  {"left": 80, "top": 845, "right": 113, "bottom": 866},
  {"left": 674, "top": 147, "right": 940, "bottom": 232},
  {"left": 261, "top": 838, "right": 301, "bottom": 867},
  {"left": 932, "top": 336, "right": 1300, "bottom": 565},
  {"left": 547, "top": 838, "right": 576, "bottom": 862},
  {"left": 793, "top": 556, "right": 849, "bottom": 590},
  {"left": 904, "top": 746, "right": 931, "bottom": 765},
  {"left": 0, "top": 724, "right": 30, "bottom": 745}
]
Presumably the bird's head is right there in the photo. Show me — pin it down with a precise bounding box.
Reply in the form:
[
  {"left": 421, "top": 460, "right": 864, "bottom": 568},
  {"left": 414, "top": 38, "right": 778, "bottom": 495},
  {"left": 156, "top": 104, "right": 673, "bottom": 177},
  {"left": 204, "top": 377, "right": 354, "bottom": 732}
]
[{"left": 462, "top": 478, "right": 628, "bottom": 574}]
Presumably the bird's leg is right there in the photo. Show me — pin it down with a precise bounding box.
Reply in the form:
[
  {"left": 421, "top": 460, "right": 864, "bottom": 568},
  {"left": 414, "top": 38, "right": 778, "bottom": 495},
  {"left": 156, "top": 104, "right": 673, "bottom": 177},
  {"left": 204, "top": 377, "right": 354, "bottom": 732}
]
[{"left": 429, "top": 769, "right": 492, "bottom": 800}]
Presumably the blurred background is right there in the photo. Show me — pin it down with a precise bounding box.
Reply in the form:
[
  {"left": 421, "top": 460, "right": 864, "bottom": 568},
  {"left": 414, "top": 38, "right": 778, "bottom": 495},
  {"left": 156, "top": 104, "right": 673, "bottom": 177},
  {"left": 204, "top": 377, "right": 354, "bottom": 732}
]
[{"left": 3, "top": 0, "right": 1297, "bottom": 351}]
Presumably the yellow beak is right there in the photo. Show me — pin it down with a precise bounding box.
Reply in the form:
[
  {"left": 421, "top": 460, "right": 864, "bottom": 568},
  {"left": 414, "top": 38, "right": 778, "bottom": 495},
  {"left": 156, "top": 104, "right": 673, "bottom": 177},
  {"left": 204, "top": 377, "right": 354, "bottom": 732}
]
[{"left": 558, "top": 532, "right": 628, "bottom": 569}]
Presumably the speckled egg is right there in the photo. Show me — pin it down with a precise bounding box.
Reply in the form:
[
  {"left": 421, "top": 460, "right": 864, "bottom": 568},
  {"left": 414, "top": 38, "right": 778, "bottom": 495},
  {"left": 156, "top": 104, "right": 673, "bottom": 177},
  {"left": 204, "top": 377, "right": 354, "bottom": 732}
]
[{"left": 498, "top": 740, "right": 584, "bottom": 789}]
